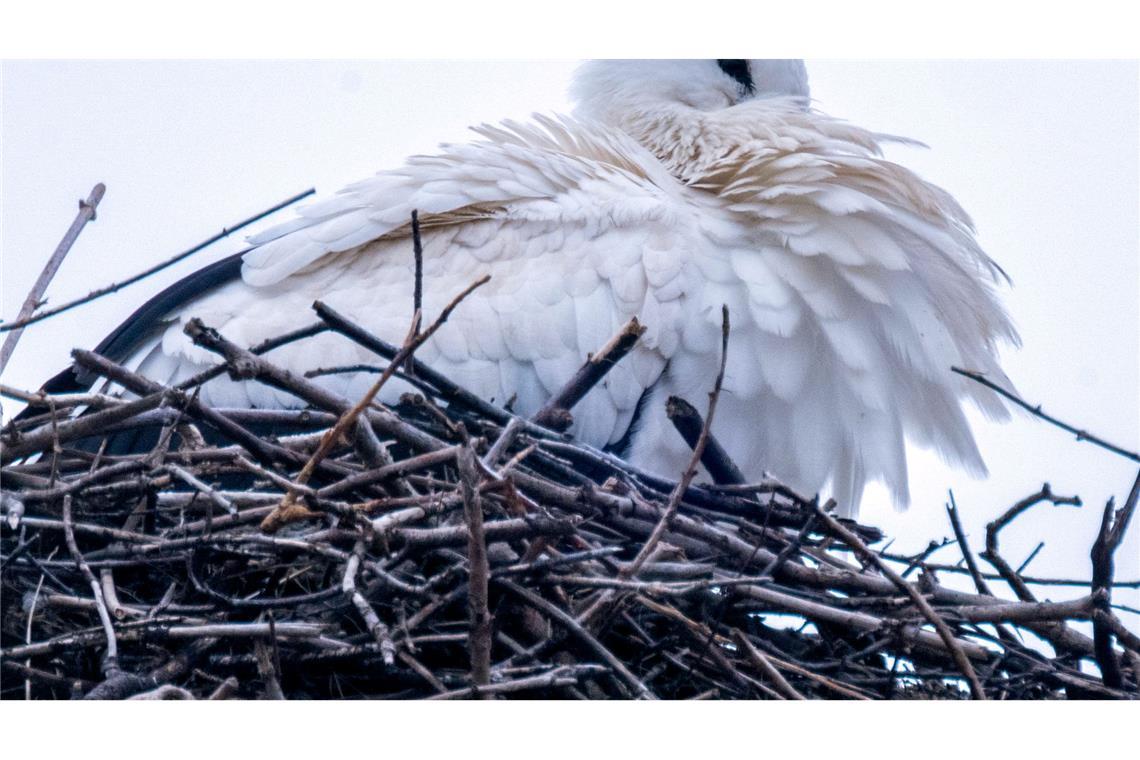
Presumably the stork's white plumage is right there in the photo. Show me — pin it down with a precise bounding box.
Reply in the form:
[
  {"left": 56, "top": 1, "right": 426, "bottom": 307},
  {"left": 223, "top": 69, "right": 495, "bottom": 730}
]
[{"left": 116, "top": 60, "right": 1018, "bottom": 516}]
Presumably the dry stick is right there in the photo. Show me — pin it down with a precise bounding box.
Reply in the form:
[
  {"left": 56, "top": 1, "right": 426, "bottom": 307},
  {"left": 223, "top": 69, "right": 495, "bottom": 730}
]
[
  {"left": 483, "top": 417, "right": 524, "bottom": 470},
  {"left": 626, "top": 306, "right": 729, "bottom": 579},
  {"left": 811, "top": 504, "right": 988, "bottom": 700},
  {"left": 174, "top": 321, "right": 330, "bottom": 393},
  {"left": 729, "top": 629, "right": 806, "bottom": 699},
  {"left": 99, "top": 569, "right": 128, "bottom": 621},
  {"left": 0, "top": 183, "right": 105, "bottom": 372},
  {"left": 953, "top": 367, "right": 1140, "bottom": 464},
  {"left": 568, "top": 310, "right": 728, "bottom": 637},
  {"left": 893, "top": 562, "right": 1140, "bottom": 590},
  {"left": 532, "top": 317, "right": 647, "bottom": 431},
  {"left": 665, "top": 395, "right": 747, "bottom": 485},
  {"left": 945, "top": 491, "right": 1019, "bottom": 645},
  {"left": 634, "top": 595, "right": 754, "bottom": 696},
  {"left": 61, "top": 496, "right": 119, "bottom": 678},
  {"left": 166, "top": 464, "right": 237, "bottom": 515},
  {"left": 458, "top": 443, "right": 492, "bottom": 693},
  {"left": 2, "top": 390, "right": 171, "bottom": 463},
  {"left": 1094, "top": 610, "right": 1140, "bottom": 656},
  {"left": 0, "top": 188, "right": 315, "bottom": 335},
  {"left": 1090, "top": 468, "right": 1140, "bottom": 689},
  {"left": 313, "top": 300, "right": 513, "bottom": 427},
  {"left": 749, "top": 649, "right": 874, "bottom": 700},
  {"left": 207, "top": 677, "right": 240, "bottom": 700},
  {"left": 949, "top": 595, "right": 1097, "bottom": 624},
  {"left": 982, "top": 483, "right": 1082, "bottom": 603},
  {"left": 343, "top": 540, "right": 396, "bottom": 666},
  {"left": 0, "top": 383, "right": 124, "bottom": 412},
  {"left": 498, "top": 580, "right": 656, "bottom": 699},
  {"left": 254, "top": 638, "right": 286, "bottom": 700},
  {"left": 319, "top": 445, "right": 460, "bottom": 499},
  {"left": 24, "top": 572, "right": 47, "bottom": 700},
  {"left": 427, "top": 665, "right": 606, "bottom": 700},
  {"left": 398, "top": 650, "right": 448, "bottom": 693},
  {"left": 70, "top": 350, "right": 299, "bottom": 470},
  {"left": 258, "top": 274, "right": 490, "bottom": 531},
  {"left": 411, "top": 210, "right": 423, "bottom": 339},
  {"left": 391, "top": 516, "right": 575, "bottom": 550},
  {"left": 1, "top": 621, "right": 329, "bottom": 661}
]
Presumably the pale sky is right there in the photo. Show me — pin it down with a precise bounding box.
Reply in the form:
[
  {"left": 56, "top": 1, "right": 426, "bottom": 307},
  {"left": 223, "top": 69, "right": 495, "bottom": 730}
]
[{"left": 2, "top": 60, "right": 1137, "bottom": 619}]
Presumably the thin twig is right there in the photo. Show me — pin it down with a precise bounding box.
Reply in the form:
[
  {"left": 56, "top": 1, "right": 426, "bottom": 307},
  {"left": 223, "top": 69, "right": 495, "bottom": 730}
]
[
  {"left": 953, "top": 367, "right": 1140, "bottom": 463},
  {"left": 342, "top": 540, "right": 396, "bottom": 666},
  {"left": 0, "top": 184, "right": 105, "bottom": 371},
  {"left": 730, "top": 628, "right": 805, "bottom": 699},
  {"left": 458, "top": 442, "right": 492, "bottom": 692},
  {"left": 532, "top": 317, "right": 646, "bottom": 431},
  {"left": 665, "top": 395, "right": 746, "bottom": 485},
  {"left": 811, "top": 503, "right": 988, "bottom": 700},
  {"left": 0, "top": 189, "right": 314, "bottom": 336},
  {"left": 498, "top": 580, "right": 657, "bottom": 700},
  {"left": 411, "top": 210, "right": 423, "bottom": 331},
  {"left": 61, "top": 496, "right": 119, "bottom": 677},
  {"left": 982, "top": 484, "right": 1082, "bottom": 602},
  {"left": 256, "top": 274, "right": 490, "bottom": 531},
  {"left": 625, "top": 306, "right": 729, "bottom": 578},
  {"left": 1090, "top": 468, "right": 1140, "bottom": 688}
]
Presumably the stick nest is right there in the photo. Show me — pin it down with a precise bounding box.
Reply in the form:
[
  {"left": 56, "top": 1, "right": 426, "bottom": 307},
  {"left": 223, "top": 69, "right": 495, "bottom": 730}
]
[{"left": 2, "top": 297, "right": 1138, "bottom": 701}]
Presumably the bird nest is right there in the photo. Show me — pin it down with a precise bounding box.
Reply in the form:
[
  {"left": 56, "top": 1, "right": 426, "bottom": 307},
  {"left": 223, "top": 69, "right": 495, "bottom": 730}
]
[
  {"left": 2, "top": 190, "right": 1138, "bottom": 701},
  {"left": 3, "top": 279, "right": 1137, "bottom": 701}
]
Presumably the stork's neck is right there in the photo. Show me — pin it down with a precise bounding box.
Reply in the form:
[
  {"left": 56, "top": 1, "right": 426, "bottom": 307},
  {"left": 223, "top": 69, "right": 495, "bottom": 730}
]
[{"left": 582, "top": 99, "right": 720, "bottom": 183}]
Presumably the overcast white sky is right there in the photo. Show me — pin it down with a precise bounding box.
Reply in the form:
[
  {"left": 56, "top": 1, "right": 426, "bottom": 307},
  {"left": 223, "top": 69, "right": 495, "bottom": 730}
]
[{"left": 2, "top": 60, "right": 1137, "bottom": 620}]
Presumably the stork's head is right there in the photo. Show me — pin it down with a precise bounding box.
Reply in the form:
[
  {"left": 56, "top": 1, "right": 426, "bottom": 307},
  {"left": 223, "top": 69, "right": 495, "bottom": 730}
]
[{"left": 570, "top": 59, "right": 809, "bottom": 124}]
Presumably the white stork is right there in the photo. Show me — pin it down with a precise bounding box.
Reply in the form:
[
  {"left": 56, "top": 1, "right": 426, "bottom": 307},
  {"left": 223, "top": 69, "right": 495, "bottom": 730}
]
[{"left": 67, "top": 60, "right": 1019, "bottom": 516}]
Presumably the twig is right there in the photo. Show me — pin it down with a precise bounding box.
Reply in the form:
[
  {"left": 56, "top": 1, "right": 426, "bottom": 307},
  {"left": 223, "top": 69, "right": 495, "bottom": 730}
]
[
  {"left": 731, "top": 628, "right": 806, "bottom": 698},
  {"left": 255, "top": 274, "right": 489, "bottom": 531},
  {"left": 1094, "top": 611, "right": 1140, "bottom": 656},
  {"left": 497, "top": 579, "right": 657, "bottom": 699},
  {"left": 952, "top": 367, "right": 1140, "bottom": 463},
  {"left": 665, "top": 395, "right": 746, "bottom": 485},
  {"left": 950, "top": 595, "right": 1096, "bottom": 623},
  {"left": 1090, "top": 469, "right": 1140, "bottom": 688},
  {"left": 342, "top": 540, "right": 396, "bottom": 666},
  {"left": 946, "top": 491, "right": 994, "bottom": 596},
  {"left": 254, "top": 638, "right": 286, "bottom": 700},
  {"left": 23, "top": 571, "right": 47, "bottom": 700},
  {"left": 427, "top": 665, "right": 606, "bottom": 700},
  {"left": 811, "top": 503, "right": 989, "bottom": 700},
  {"left": 61, "top": 496, "right": 119, "bottom": 677},
  {"left": 411, "top": 210, "right": 423, "bottom": 331},
  {"left": 982, "top": 484, "right": 1082, "bottom": 602},
  {"left": 532, "top": 317, "right": 646, "bottom": 431},
  {"left": 166, "top": 464, "right": 237, "bottom": 515},
  {"left": 458, "top": 442, "right": 492, "bottom": 692},
  {"left": 0, "top": 188, "right": 315, "bottom": 334},
  {"left": 625, "top": 306, "right": 729, "bottom": 578},
  {"left": 0, "top": 183, "right": 105, "bottom": 371},
  {"left": 313, "top": 300, "right": 514, "bottom": 427},
  {"left": 1016, "top": 541, "right": 1046, "bottom": 575},
  {"left": 3, "top": 390, "right": 170, "bottom": 464}
]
